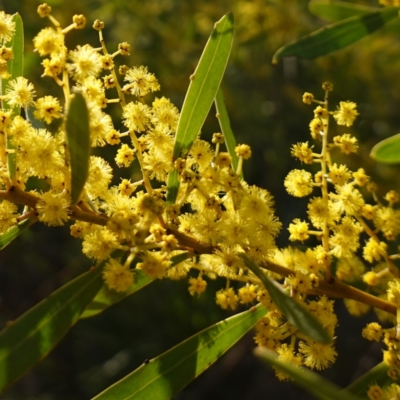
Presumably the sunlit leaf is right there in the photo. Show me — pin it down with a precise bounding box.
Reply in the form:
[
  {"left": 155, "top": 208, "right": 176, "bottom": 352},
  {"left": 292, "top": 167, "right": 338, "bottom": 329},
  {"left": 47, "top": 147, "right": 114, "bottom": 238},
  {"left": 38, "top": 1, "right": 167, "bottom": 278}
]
[
  {"left": 255, "top": 348, "right": 362, "bottom": 400},
  {"left": 214, "top": 88, "right": 240, "bottom": 174},
  {"left": 370, "top": 133, "right": 400, "bottom": 164},
  {"left": 2, "top": 13, "right": 24, "bottom": 185},
  {"left": 167, "top": 12, "right": 234, "bottom": 204},
  {"left": 273, "top": 7, "right": 399, "bottom": 63},
  {"left": 93, "top": 304, "right": 266, "bottom": 400},
  {"left": 65, "top": 92, "right": 90, "bottom": 205},
  {"left": 0, "top": 218, "right": 35, "bottom": 251},
  {"left": 309, "top": 0, "right": 378, "bottom": 22},
  {"left": 166, "top": 169, "right": 179, "bottom": 205},
  {"left": 240, "top": 254, "right": 331, "bottom": 344},
  {"left": 0, "top": 265, "right": 105, "bottom": 393}
]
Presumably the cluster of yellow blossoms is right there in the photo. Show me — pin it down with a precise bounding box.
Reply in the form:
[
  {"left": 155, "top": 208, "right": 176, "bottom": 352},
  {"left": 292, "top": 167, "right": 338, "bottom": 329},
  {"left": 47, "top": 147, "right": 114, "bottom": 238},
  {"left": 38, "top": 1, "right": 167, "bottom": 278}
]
[{"left": 2, "top": 5, "right": 400, "bottom": 396}]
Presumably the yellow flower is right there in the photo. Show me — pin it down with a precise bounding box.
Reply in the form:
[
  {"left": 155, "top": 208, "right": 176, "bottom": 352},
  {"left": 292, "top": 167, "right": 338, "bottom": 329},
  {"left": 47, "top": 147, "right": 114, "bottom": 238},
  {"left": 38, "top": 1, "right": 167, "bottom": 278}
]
[
  {"left": 33, "top": 27, "right": 64, "bottom": 56},
  {"left": 115, "top": 144, "right": 136, "bottom": 167},
  {"left": 103, "top": 259, "right": 134, "bottom": 292},
  {"left": 0, "top": 11, "right": 15, "bottom": 42},
  {"left": 188, "top": 276, "right": 207, "bottom": 296},
  {"left": 284, "top": 169, "right": 314, "bottom": 197},
  {"left": 333, "top": 101, "right": 359, "bottom": 127},
  {"left": 6, "top": 77, "right": 36, "bottom": 108},
  {"left": 122, "top": 101, "right": 152, "bottom": 132},
  {"left": 68, "top": 44, "right": 102, "bottom": 81},
  {"left": 36, "top": 191, "right": 70, "bottom": 226},
  {"left": 299, "top": 341, "right": 337, "bottom": 370},
  {"left": 291, "top": 142, "right": 314, "bottom": 164},
  {"left": 288, "top": 218, "right": 309, "bottom": 242},
  {"left": 0, "top": 201, "right": 19, "bottom": 233},
  {"left": 34, "top": 96, "right": 62, "bottom": 124},
  {"left": 122, "top": 65, "right": 160, "bottom": 97},
  {"left": 215, "top": 287, "right": 238, "bottom": 310}
]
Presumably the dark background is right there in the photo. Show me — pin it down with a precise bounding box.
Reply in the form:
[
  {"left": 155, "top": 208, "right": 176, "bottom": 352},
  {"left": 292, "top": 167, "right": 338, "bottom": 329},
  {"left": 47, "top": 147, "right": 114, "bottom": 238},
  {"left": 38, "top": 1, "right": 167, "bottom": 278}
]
[{"left": 0, "top": 0, "right": 398, "bottom": 398}]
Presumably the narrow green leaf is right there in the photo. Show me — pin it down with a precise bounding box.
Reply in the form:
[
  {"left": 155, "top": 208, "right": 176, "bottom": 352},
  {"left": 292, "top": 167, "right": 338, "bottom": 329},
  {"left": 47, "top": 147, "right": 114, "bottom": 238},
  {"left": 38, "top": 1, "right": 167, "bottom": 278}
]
[
  {"left": 0, "top": 218, "right": 35, "bottom": 250},
  {"left": 255, "top": 348, "right": 362, "bottom": 400},
  {"left": 167, "top": 12, "right": 234, "bottom": 204},
  {"left": 166, "top": 169, "right": 179, "bottom": 205},
  {"left": 370, "top": 133, "right": 400, "bottom": 164},
  {"left": 309, "top": 0, "right": 378, "bottom": 22},
  {"left": 272, "top": 7, "right": 399, "bottom": 63},
  {"left": 3, "top": 14, "right": 24, "bottom": 185},
  {"left": 65, "top": 92, "right": 90, "bottom": 205},
  {"left": 214, "top": 88, "right": 239, "bottom": 174},
  {"left": 93, "top": 304, "right": 266, "bottom": 400},
  {"left": 346, "top": 362, "right": 397, "bottom": 396},
  {"left": 240, "top": 254, "right": 331, "bottom": 344},
  {"left": 0, "top": 266, "right": 105, "bottom": 393}
]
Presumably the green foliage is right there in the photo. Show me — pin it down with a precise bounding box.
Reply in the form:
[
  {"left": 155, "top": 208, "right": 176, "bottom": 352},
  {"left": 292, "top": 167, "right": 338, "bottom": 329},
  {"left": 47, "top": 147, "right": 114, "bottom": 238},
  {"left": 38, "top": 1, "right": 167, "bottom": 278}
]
[
  {"left": 273, "top": 6, "right": 399, "bottom": 62},
  {"left": 65, "top": 92, "right": 91, "bottom": 205},
  {"left": 370, "top": 133, "right": 400, "bottom": 163},
  {"left": 167, "top": 12, "right": 234, "bottom": 204},
  {"left": 309, "top": 0, "right": 378, "bottom": 22},
  {"left": 93, "top": 304, "right": 266, "bottom": 400},
  {"left": 0, "top": 218, "right": 34, "bottom": 250},
  {"left": 0, "top": 265, "right": 105, "bottom": 392}
]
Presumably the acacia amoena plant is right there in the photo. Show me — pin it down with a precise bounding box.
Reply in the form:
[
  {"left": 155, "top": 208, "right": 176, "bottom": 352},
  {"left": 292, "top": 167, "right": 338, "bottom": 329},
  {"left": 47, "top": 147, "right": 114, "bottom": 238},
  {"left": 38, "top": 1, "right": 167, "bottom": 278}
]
[{"left": 2, "top": 3, "right": 400, "bottom": 399}]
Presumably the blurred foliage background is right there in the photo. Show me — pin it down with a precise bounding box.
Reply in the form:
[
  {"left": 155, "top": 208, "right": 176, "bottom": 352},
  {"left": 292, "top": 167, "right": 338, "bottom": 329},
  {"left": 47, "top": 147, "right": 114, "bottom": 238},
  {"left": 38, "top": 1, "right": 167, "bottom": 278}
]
[{"left": 0, "top": 0, "right": 399, "bottom": 398}]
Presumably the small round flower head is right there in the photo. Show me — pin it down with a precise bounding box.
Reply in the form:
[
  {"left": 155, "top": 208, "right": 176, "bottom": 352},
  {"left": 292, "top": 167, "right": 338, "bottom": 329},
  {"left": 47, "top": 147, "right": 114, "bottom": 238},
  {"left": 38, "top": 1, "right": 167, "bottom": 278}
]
[
  {"left": 328, "top": 163, "right": 351, "bottom": 186},
  {"left": 367, "top": 384, "right": 384, "bottom": 400},
  {"left": 36, "top": 191, "right": 70, "bottom": 226},
  {"left": 93, "top": 19, "right": 105, "bottom": 31},
  {"left": 115, "top": 144, "right": 136, "bottom": 167},
  {"left": 0, "top": 46, "right": 13, "bottom": 61},
  {"left": 238, "top": 284, "right": 258, "bottom": 304},
  {"left": 122, "top": 101, "right": 152, "bottom": 132},
  {"left": 291, "top": 142, "right": 313, "bottom": 164},
  {"left": 363, "top": 238, "right": 387, "bottom": 264},
  {"left": 118, "top": 179, "right": 136, "bottom": 196},
  {"left": 118, "top": 42, "right": 130, "bottom": 56},
  {"left": 6, "top": 77, "right": 36, "bottom": 108},
  {"left": 34, "top": 96, "right": 62, "bottom": 124},
  {"left": 101, "top": 54, "right": 114, "bottom": 70},
  {"left": 353, "top": 168, "right": 368, "bottom": 186},
  {"left": 385, "top": 190, "right": 399, "bottom": 204},
  {"left": 37, "top": 3, "right": 52, "bottom": 18},
  {"left": 333, "top": 101, "right": 359, "bottom": 127},
  {"left": 333, "top": 134, "right": 358, "bottom": 154},
  {"left": 288, "top": 219, "right": 309, "bottom": 242},
  {"left": 215, "top": 287, "right": 238, "bottom": 310},
  {"left": 72, "top": 14, "right": 86, "bottom": 29},
  {"left": 322, "top": 81, "right": 333, "bottom": 91},
  {"left": 103, "top": 259, "right": 134, "bottom": 292},
  {"left": 284, "top": 169, "right": 314, "bottom": 197},
  {"left": 235, "top": 144, "right": 251, "bottom": 159},
  {"left": 302, "top": 92, "right": 314, "bottom": 105},
  {"left": 363, "top": 271, "right": 379, "bottom": 286},
  {"left": 215, "top": 152, "right": 232, "bottom": 168},
  {"left": 188, "top": 276, "right": 207, "bottom": 296},
  {"left": 362, "top": 322, "right": 382, "bottom": 341},
  {"left": 309, "top": 118, "right": 324, "bottom": 139},
  {"left": 138, "top": 252, "right": 169, "bottom": 278},
  {"left": 33, "top": 27, "right": 64, "bottom": 56},
  {"left": 212, "top": 132, "right": 224, "bottom": 144},
  {"left": 0, "top": 11, "right": 15, "bottom": 43},
  {"left": 298, "top": 341, "right": 337, "bottom": 370},
  {"left": 68, "top": 44, "right": 102, "bottom": 81},
  {"left": 0, "top": 200, "right": 19, "bottom": 234},
  {"left": 314, "top": 105, "right": 328, "bottom": 120},
  {"left": 122, "top": 66, "right": 160, "bottom": 97}
]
